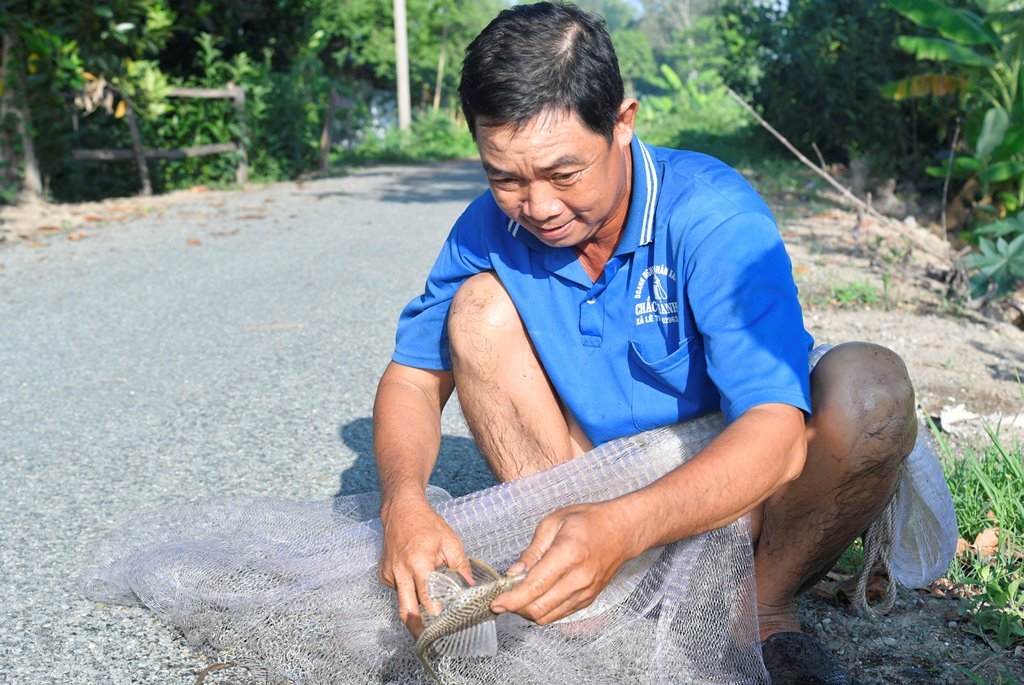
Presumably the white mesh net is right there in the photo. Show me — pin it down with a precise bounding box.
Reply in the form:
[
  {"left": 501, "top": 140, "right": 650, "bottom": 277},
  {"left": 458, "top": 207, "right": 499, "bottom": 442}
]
[
  {"left": 81, "top": 414, "right": 771, "bottom": 685},
  {"left": 81, "top": 340, "right": 959, "bottom": 685}
]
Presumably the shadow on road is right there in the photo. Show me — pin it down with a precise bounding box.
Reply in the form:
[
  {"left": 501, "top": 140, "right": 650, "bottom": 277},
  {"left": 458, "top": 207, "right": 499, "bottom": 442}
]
[
  {"left": 373, "top": 161, "right": 487, "bottom": 205},
  {"left": 337, "top": 417, "right": 497, "bottom": 498}
]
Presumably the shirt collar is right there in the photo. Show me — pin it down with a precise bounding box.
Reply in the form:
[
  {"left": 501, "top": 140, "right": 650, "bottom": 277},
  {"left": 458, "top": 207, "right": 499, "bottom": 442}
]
[{"left": 615, "top": 134, "right": 659, "bottom": 256}]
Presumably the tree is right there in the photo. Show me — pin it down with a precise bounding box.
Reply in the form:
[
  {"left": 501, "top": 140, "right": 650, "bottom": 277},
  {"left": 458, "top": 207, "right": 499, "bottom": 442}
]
[
  {"left": 2, "top": 0, "right": 176, "bottom": 200},
  {"left": 718, "top": 0, "right": 940, "bottom": 175},
  {"left": 637, "top": 0, "right": 721, "bottom": 53},
  {"left": 612, "top": 29, "right": 656, "bottom": 97},
  {"left": 393, "top": 0, "right": 411, "bottom": 130},
  {"left": 574, "top": 0, "right": 640, "bottom": 32}
]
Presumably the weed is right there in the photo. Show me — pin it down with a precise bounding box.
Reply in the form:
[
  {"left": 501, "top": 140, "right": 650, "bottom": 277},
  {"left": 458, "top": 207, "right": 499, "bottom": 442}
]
[
  {"left": 331, "top": 111, "right": 476, "bottom": 166},
  {"left": 957, "top": 665, "right": 1022, "bottom": 685},
  {"left": 829, "top": 281, "right": 879, "bottom": 308},
  {"left": 959, "top": 565, "right": 1024, "bottom": 649},
  {"left": 934, "top": 423, "right": 1024, "bottom": 652},
  {"left": 881, "top": 272, "right": 896, "bottom": 310}
]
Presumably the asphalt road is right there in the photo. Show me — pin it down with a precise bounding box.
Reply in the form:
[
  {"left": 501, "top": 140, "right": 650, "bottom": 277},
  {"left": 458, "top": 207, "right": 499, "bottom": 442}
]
[{"left": 0, "top": 162, "right": 498, "bottom": 684}]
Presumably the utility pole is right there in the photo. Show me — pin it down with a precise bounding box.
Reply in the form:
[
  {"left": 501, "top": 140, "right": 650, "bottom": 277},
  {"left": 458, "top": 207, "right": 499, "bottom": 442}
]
[{"left": 393, "top": 0, "right": 412, "bottom": 131}]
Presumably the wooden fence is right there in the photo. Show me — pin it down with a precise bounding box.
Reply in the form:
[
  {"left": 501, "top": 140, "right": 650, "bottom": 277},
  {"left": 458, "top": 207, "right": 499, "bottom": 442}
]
[{"left": 71, "top": 84, "right": 248, "bottom": 196}]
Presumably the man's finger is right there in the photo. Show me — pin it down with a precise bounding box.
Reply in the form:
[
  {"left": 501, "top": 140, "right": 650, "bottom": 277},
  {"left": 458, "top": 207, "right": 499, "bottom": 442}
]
[
  {"left": 533, "top": 590, "right": 593, "bottom": 626},
  {"left": 444, "top": 548, "right": 475, "bottom": 586},
  {"left": 414, "top": 567, "right": 441, "bottom": 617},
  {"left": 506, "top": 514, "right": 564, "bottom": 576},
  {"left": 491, "top": 551, "right": 569, "bottom": 615},
  {"left": 396, "top": 577, "right": 424, "bottom": 636},
  {"left": 378, "top": 564, "right": 396, "bottom": 589},
  {"left": 506, "top": 545, "right": 544, "bottom": 577}
]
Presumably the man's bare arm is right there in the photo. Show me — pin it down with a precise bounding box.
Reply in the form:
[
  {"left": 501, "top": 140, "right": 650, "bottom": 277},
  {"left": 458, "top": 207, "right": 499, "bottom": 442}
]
[
  {"left": 491, "top": 403, "right": 807, "bottom": 624},
  {"left": 373, "top": 361, "right": 473, "bottom": 635}
]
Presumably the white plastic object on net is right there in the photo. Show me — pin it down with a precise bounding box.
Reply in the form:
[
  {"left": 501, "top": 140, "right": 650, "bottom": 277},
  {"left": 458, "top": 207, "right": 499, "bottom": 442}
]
[{"left": 889, "top": 429, "right": 959, "bottom": 588}]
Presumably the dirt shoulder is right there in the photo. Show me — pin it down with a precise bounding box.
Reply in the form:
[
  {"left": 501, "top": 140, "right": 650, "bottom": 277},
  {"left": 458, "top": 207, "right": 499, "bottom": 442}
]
[
  {"left": 766, "top": 191, "right": 1024, "bottom": 684},
  {"left": 775, "top": 194, "right": 1024, "bottom": 440}
]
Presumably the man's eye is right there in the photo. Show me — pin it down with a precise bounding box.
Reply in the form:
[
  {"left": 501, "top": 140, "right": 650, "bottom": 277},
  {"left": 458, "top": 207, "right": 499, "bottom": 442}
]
[
  {"left": 551, "top": 172, "right": 578, "bottom": 185},
  {"left": 489, "top": 178, "right": 518, "bottom": 190}
]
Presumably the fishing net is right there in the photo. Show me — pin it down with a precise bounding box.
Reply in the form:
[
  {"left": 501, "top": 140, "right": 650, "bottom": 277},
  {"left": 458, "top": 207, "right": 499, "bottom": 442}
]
[
  {"left": 82, "top": 414, "right": 768, "bottom": 685},
  {"left": 81, "top": 346, "right": 958, "bottom": 685}
]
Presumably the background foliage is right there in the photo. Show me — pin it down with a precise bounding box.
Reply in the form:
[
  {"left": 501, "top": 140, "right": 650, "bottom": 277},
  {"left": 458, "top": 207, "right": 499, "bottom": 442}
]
[{"left": 2, "top": 0, "right": 1023, "bottom": 295}]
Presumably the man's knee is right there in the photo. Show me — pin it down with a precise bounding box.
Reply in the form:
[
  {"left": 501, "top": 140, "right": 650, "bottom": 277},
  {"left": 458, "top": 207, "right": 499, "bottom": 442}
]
[
  {"left": 810, "top": 342, "right": 917, "bottom": 471},
  {"left": 448, "top": 272, "right": 523, "bottom": 362}
]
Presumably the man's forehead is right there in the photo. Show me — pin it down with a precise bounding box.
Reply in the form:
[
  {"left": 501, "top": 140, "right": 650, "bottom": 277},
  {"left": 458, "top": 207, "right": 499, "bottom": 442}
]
[
  {"left": 476, "top": 107, "right": 576, "bottom": 136},
  {"left": 476, "top": 110, "right": 606, "bottom": 173}
]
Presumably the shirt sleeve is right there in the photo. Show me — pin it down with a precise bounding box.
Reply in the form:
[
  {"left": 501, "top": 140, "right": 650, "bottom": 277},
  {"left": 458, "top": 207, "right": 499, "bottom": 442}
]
[
  {"left": 684, "top": 210, "right": 813, "bottom": 422},
  {"left": 392, "top": 193, "right": 497, "bottom": 370}
]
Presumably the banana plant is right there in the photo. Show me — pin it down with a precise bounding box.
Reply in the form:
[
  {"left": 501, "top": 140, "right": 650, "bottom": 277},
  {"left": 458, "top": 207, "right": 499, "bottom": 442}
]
[{"left": 883, "top": 0, "right": 1024, "bottom": 216}]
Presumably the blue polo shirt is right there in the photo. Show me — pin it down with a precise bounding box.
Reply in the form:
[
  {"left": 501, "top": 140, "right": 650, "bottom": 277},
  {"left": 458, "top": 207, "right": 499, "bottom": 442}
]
[{"left": 393, "top": 136, "right": 813, "bottom": 446}]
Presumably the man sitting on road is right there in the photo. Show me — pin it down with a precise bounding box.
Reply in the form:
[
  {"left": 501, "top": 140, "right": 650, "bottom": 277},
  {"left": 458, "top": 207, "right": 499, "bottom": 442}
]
[{"left": 372, "top": 3, "right": 917, "bottom": 684}]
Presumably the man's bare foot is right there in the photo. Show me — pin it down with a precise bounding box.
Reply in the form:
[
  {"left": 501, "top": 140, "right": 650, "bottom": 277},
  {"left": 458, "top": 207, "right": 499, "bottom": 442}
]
[{"left": 757, "top": 600, "right": 802, "bottom": 642}]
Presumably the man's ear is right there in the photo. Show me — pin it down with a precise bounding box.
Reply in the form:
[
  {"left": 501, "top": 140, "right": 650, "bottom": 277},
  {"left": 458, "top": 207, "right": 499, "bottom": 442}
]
[{"left": 614, "top": 99, "right": 639, "bottom": 147}]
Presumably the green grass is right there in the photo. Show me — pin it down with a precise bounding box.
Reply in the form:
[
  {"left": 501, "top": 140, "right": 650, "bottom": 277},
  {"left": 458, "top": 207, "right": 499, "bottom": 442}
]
[
  {"left": 959, "top": 666, "right": 1023, "bottom": 685},
  {"left": 330, "top": 111, "right": 478, "bottom": 167},
  {"left": 828, "top": 281, "right": 880, "bottom": 308},
  {"left": 939, "top": 426, "right": 1024, "bottom": 548},
  {"left": 933, "top": 422, "right": 1024, "bottom": 654}
]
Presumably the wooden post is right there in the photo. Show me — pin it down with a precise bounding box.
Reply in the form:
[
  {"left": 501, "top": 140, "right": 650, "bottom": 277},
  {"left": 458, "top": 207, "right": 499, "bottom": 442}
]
[
  {"left": 393, "top": 0, "right": 412, "bottom": 131},
  {"left": 0, "top": 35, "right": 14, "bottom": 188},
  {"left": 433, "top": 19, "right": 449, "bottom": 114},
  {"left": 228, "top": 82, "right": 248, "bottom": 185},
  {"left": 320, "top": 86, "right": 338, "bottom": 174},
  {"left": 123, "top": 105, "right": 152, "bottom": 196},
  {"left": 7, "top": 34, "right": 43, "bottom": 198}
]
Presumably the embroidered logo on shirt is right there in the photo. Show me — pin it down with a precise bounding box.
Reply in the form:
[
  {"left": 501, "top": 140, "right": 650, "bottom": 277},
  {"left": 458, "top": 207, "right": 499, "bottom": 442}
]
[{"left": 634, "top": 265, "right": 679, "bottom": 326}]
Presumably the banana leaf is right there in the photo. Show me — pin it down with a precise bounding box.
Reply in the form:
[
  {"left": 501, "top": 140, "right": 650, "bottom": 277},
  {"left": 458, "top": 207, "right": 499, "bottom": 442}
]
[
  {"left": 889, "top": 0, "right": 999, "bottom": 46},
  {"left": 894, "top": 36, "right": 996, "bottom": 67},
  {"left": 880, "top": 73, "right": 969, "bottom": 100},
  {"left": 975, "top": 107, "right": 1010, "bottom": 161}
]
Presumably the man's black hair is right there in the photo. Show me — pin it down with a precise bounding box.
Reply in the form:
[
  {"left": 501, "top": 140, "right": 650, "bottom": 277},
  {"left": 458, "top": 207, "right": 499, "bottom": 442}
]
[{"left": 458, "top": 2, "right": 624, "bottom": 143}]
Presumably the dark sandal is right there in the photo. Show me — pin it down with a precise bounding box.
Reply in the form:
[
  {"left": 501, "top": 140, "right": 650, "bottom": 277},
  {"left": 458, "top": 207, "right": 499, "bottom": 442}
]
[{"left": 761, "top": 631, "right": 850, "bottom": 685}]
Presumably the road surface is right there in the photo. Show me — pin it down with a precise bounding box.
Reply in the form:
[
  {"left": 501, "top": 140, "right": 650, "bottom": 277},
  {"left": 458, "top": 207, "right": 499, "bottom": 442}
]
[{"left": 0, "top": 162, "right": 497, "bottom": 684}]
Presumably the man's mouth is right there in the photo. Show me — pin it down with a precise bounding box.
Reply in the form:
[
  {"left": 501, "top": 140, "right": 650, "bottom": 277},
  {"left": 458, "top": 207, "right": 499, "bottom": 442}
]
[{"left": 532, "top": 219, "right": 574, "bottom": 234}]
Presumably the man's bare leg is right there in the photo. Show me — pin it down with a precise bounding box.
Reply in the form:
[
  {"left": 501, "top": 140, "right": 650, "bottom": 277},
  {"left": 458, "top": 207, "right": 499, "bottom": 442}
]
[
  {"left": 753, "top": 342, "right": 918, "bottom": 641},
  {"left": 450, "top": 275, "right": 918, "bottom": 657},
  {"left": 448, "top": 271, "right": 593, "bottom": 480}
]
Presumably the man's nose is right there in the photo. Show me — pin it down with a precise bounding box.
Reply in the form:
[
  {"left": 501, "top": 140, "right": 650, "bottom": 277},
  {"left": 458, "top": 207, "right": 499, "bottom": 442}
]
[{"left": 523, "top": 182, "right": 563, "bottom": 225}]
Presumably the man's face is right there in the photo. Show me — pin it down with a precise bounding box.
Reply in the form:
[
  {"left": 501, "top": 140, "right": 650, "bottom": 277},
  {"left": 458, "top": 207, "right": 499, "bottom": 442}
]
[{"left": 475, "top": 102, "right": 637, "bottom": 251}]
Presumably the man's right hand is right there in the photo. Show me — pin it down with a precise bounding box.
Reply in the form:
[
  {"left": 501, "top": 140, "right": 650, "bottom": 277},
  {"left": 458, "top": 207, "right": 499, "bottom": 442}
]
[{"left": 378, "top": 497, "right": 473, "bottom": 637}]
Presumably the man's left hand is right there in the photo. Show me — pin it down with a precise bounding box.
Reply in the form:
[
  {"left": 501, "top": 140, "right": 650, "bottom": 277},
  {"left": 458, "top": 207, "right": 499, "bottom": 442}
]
[{"left": 490, "top": 499, "right": 638, "bottom": 624}]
